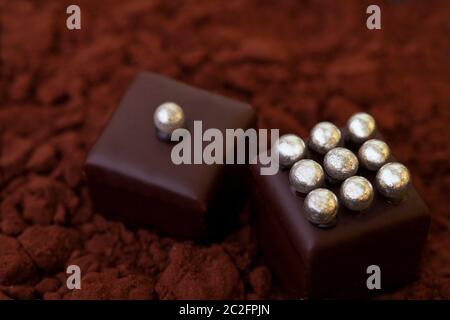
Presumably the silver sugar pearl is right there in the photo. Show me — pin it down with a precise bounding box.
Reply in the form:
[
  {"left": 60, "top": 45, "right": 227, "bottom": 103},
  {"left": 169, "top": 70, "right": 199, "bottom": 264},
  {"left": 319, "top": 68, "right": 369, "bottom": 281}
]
[
  {"left": 358, "top": 139, "right": 390, "bottom": 171},
  {"left": 153, "top": 102, "right": 185, "bottom": 138},
  {"left": 304, "top": 188, "right": 339, "bottom": 227},
  {"left": 324, "top": 147, "right": 359, "bottom": 181},
  {"left": 289, "top": 159, "right": 325, "bottom": 194},
  {"left": 340, "top": 176, "right": 374, "bottom": 211},
  {"left": 309, "top": 122, "right": 342, "bottom": 155},
  {"left": 347, "top": 112, "right": 376, "bottom": 144},
  {"left": 273, "top": 134, "right": 306, "bottom": 168},
  {"left": 376, "top": 162, "right": 411, "bottom": 202}
]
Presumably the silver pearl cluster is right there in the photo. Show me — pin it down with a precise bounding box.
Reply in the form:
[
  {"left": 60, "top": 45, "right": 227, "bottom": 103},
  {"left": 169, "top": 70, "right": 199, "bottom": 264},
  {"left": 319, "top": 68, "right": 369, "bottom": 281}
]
[
  {"left": 304, "top": 188, "right": 338, "bottom": 227},
  {"left": 281, "top": 112, "right": 411, "bottom": 228},
  {"left": 347, "top": 112, "right": 376, "bottom": 144},
  {"left": 375, "top": 162, "right": 411, "bottom": 202},
  {"left": 324, "top": 147, "right": 359, "bottom": 181},
  {"left": 274, "top": 134, "right": 306, "bottom": 169},
  {"left": 358, "top": 139, "right": 390, "bottom": 171},
  {"left": 309, "top": 122, "right": 341, "bottom": 155},
  {"left": 153, "top": 102, "right": 185, "bottom": 139},
  {"left": 289, "top": 159, "right": 324, "bottom": 194}
]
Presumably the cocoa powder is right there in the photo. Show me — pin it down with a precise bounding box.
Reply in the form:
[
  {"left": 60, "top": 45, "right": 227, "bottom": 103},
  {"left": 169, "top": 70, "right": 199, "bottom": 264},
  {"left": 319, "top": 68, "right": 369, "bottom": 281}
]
[{"left": 0, "top": 0, "right": 449, "bottom": 299}]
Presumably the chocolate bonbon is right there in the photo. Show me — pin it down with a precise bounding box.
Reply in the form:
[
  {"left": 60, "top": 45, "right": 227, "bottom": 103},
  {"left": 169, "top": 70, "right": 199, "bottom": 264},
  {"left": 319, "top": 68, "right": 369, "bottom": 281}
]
[
  {"left": 85, "top": 72, "right": 256, "bottom": 240},
  {"left": 251, "top": 159, "right": 429, "bottom": 298},
  {"left": 250, "top": 117, "right": 430, "bottom": 298}
]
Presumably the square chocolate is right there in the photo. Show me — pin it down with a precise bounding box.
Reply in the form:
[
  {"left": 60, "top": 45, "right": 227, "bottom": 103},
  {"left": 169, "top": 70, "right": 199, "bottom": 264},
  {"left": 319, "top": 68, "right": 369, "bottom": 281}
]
[
  {"left": 250, "top": 131, "right": 430, "bottom": 298},
  {"left": 85, "top": 72, "right": 256, "bottom": 240}
]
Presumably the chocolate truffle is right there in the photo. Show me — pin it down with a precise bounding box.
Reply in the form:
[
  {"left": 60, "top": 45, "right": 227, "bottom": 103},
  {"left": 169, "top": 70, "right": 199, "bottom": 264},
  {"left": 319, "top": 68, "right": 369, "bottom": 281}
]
[
  {"left": 85, "top": 72, "right": 256, "bottom": 240},
  {"left": 250, "top": 137, "right": 429, "bottom": 298}
]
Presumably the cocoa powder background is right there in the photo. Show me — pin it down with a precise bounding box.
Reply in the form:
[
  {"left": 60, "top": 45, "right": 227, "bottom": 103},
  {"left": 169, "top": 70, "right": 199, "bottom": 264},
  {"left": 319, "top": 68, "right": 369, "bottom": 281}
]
[{"left": 0, "top": 0, "right": 449, "bottom": 300}]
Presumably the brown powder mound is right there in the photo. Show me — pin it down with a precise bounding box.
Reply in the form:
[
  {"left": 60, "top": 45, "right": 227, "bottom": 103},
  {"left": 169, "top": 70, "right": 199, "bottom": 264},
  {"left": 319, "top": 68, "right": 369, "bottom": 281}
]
[
  {"left": 1, "top": 134, "right": 33, "bottom": 181},
  {"left": 18, "top": 226, "right": 81, "bottom": 272},
  {"left": 0, "top": 235, "right": 36, "bottom": 285},
  {"left": 26, "top": 144, "right": 57, "bottom": 173},
  {"left": 2, "top": 285, "right": 36, "bottom": 300},
  {"left": 65, "top": 269, "right": 154, "bottom": 300},
  {"left": 0, "top": 0, "right": 449, "bottom": 300},
  {"left": 35, "top": 277, "right": 61, "bottom": 296},
  {"left": 20, "top": 176, "right": 79, "bottom": 226},
  {"left": 1, "top": 193, "right": 27, "bottom": 236},
  {"left": 156, "top": 244, "right": 244, "bottom": 299}
]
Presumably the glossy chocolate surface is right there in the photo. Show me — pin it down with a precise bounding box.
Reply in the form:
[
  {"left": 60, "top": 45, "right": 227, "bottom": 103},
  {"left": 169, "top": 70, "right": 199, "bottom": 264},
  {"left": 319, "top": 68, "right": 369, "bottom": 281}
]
[
  {"left": 85, "top": 72, "right": 256, "bottom": 240},
  {"left": 250, "top": 131, "right": 430, "bottom": 298}
]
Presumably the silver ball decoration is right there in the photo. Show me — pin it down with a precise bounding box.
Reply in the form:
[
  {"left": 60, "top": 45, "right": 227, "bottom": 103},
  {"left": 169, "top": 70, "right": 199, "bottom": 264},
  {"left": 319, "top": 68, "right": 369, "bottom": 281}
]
[
  {"left": 340, "top": 176, "right": 374, "bottom": 211},
  {"left": 273, "top": 134, "right": 306, "bottom": 169},
  {"left": 289, "top": 159, "right": 324, "bottom": 194},
  {"left": 153, "top": 102, "right": 185, "bottom": 138},
  {"left": 304, "top": 188, "right": 339, "bottom": 227},
  {"left": 376, "top": 162, "right": 411, "bottom": 202},
  {"left": 358, "top": 139, "right": 390, "bottom": 171},
  {"left": 309, "top": 122, "right": 342, "bottom": 155},
  {"left": 324, "top": 147, "right": 359, "bottom": 181},
  {"left": 347, "top": 112, "right": 376, "bottom": 144}
]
